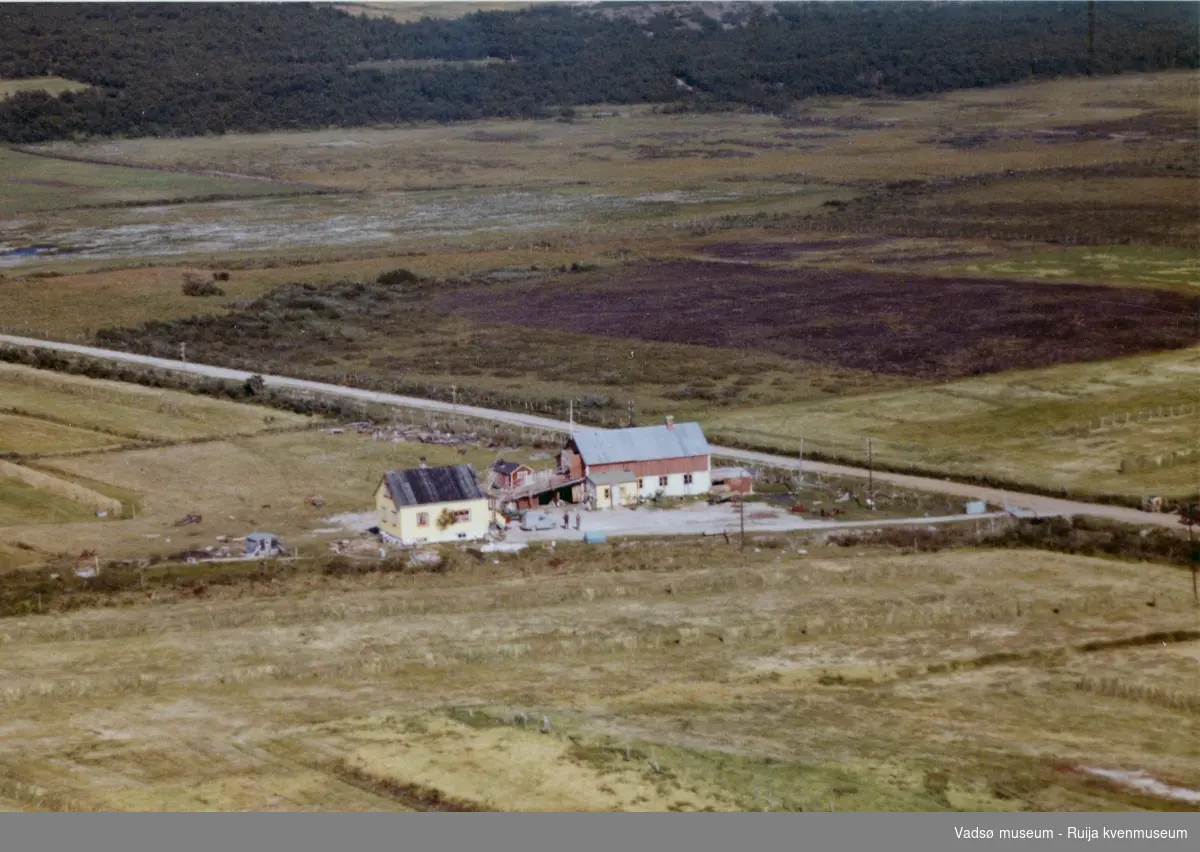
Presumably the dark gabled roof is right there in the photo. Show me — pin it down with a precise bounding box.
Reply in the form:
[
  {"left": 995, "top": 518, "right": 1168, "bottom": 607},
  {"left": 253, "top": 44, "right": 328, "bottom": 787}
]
[
  {"left": 383, "top": 464, "right": 484, "bottom": 508},
  {"left": 491, "top": 460, "right": 530, "bottom": 475}
]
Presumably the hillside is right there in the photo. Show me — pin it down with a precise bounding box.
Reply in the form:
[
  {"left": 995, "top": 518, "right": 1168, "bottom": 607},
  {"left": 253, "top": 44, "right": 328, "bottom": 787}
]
[{"left": 0, "top": 2, "right": 1195, "bottom": 142}]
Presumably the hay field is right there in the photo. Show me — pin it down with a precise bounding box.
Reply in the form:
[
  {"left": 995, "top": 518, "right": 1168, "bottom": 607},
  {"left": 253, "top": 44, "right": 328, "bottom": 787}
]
[
  {"left": 0, "top": 366, "right": 315, "bottom": 549},
  {"left": 0, "top": 477, "right": 96, "bottom": 526},
  {"left": 0, "top": 364, "right": 312, "bottom": 445},
  {"left": 0, "top": 149, "right": 311, "bottom": 216},
  {"left": 0, "top": 544, "right": 1196, "bottom": 811},
  {"left": 708, "top": 347, "right": 1200, "bottom": 502},
  {"left": 0, "top": 76, "right": 90, "bottom": 99}
]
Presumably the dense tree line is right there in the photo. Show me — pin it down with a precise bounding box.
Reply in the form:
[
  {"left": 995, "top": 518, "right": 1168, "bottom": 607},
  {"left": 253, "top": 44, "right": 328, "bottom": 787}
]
[{"left": 0, "top": 2, "right": 1195, "bottom": 142}]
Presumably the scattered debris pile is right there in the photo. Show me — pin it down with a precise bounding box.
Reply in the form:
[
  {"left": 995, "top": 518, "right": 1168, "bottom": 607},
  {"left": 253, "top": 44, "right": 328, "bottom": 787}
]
[{"left": 327, "top": 419, "right": 504, "bottom": 448}]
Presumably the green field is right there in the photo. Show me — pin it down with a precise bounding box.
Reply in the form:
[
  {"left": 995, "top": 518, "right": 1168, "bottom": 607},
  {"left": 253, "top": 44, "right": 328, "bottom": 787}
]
[
  {"left": 0, "top": 476, "right": 96, "bottom": 526},
  {"left": 0, "top": 363, "right": 313, "bottom": 445},
  {"left": 0, "top": 413, "right": 118, "bottom": 455},
  {"left": 955, "top": 246, "right": 1200, "bottom": 292},
  {"left": 707, "top": 347, "right": 1200, "bottom": 502},
  {"left": 0, "top": 148, "right": 313, "bottom": 215}
]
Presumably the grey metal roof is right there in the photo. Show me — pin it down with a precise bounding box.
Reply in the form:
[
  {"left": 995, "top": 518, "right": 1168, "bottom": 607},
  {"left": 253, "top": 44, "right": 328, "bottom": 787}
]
[
  {"left": 711, "top": 466, "right": 752, "bottom": 480},
  {"left": 587, "top": 470, "right": 638, "bottom": 486},
  {"left": 571, "top": 422, "right": 710, "bottom": 465},
  {"left": 384, "top": 464, "right": 484, "bottom": 508}
]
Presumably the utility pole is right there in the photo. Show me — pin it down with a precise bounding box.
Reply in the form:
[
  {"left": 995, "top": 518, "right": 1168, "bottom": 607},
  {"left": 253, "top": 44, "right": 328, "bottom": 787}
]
[
  {"left": 1186, "top": 503, "right": 1199, "bottom": 605},
  {"left": 626, "top": 401, "right": 634, "bottom": 428},
  {"left": 179, "top": 342, "right": 186, "bottom": 363},
  {"left": 740, "top": 495, "right": 746, "bottom": 551},
  {"left": 867, "top": 437, "right": 873, "bottom": 495},
  {"left": 798, "top": 438, "right": 804, "bottom": 479}
]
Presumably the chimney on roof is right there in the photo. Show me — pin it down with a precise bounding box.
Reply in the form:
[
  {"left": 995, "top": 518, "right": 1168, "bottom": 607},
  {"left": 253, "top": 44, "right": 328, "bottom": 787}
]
[
  {"left": 665, "top": 415, "right": 675, "bottom": 430},
  {"left": 419, "top": 457, "right": 427, "bottom": 468}
]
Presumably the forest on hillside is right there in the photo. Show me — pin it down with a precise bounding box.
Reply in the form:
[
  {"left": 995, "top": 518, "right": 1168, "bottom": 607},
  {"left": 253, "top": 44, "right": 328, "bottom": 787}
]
[{"left": 0, "top": 2, "right": 1195, "bottom": 142}]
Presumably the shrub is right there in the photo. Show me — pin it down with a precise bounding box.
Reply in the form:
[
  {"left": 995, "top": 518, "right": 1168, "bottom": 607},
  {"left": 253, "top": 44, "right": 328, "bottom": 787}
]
[
  {"left": 182, "top": 272, "right": 224, "bottom": 297},
  {"left": 376, "top": 268, "right": 418, "bottom": 286}
]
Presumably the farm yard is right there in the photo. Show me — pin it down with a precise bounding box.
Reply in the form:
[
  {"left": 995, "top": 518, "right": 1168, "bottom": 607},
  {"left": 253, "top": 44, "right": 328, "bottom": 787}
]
[{"left": 0, "top": 542, "right": 1196, "bottom": 811}]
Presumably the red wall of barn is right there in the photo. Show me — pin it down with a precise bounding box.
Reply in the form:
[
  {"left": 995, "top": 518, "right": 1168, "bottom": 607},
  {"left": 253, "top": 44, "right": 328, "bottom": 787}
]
[{"left": 587, "top": 455, "right": 709, "bottom": 478}]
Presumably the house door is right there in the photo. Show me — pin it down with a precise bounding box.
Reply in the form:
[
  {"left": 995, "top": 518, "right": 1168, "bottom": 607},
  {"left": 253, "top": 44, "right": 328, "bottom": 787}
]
[{"left": 602, "top": 487, "right": 612, "bottom": 509}]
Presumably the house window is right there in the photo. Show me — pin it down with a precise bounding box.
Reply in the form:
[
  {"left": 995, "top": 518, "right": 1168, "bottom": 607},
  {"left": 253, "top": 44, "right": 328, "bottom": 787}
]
[
  {"left": 684, "top": 474, "right": 693, "bottom": 485},
  {"left": 417, "top": 512, "right": 429, "bottom": 527},
  {"left": 452, "top": 509, "right": 471, "bottom": 523},
  {"left": 602, "top": 487, "right": 610, "bottom": 500},
  {"left": 658, "top": 476, "right": 668, "bottom": 487},
  {"left": 637, "top": 478, "right": 644, "bottom": 489}
]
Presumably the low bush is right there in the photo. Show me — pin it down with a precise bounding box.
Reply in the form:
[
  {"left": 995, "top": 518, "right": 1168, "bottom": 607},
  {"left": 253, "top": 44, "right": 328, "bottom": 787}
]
[{"left": 376, "top": 268, "right": 418, "bottom": 286}]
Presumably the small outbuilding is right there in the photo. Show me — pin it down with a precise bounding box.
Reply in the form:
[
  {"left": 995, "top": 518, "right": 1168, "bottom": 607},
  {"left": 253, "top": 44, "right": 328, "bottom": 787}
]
[
  {"left": 585, "top": 470, "right": 639, "bottom": 510},
  {"left": 710, "top": 466, "right": 754, "bottom": 495},
  {"left": 375, "top": 463, "right": 489, "bottom": 546},
  {"left": 490, "top": 459, "right": 535, "bottom": 490}
]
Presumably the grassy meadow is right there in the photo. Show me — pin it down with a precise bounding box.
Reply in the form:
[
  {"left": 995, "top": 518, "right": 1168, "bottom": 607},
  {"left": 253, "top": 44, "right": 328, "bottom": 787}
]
[
  {"left": 27, "top": 71, "right": 1198, "bottom": 192},
  {"left": 708, "top": 347, "right": 1200, "bottom": 502},
  {"left": 954, "top": 245, "right": 1200, "bottom": 292},
  {"left": 0, "top": 149, "right": 312, "bottom": 217},
  {"left": 0, "top": 542, "right": 1196, "bottom": 811},
  {"left": 0, "top": 363, "right": 312, "bottom": 445}
]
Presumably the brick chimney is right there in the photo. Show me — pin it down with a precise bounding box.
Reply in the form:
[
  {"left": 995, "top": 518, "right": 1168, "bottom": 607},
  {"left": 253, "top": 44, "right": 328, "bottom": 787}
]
[{"left": 664, "top": 415, "right": 675, "bottom": 430}]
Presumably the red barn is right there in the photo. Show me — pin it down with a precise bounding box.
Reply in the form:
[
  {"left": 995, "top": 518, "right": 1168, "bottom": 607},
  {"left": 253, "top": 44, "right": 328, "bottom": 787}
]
[{"left": 557, "top": 416, "right": 711, "bottom": 501}]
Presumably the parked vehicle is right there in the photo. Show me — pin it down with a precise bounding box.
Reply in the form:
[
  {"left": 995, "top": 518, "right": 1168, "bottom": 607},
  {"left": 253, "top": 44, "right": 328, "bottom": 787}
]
[{"left": 520, "top": 511, "right": 558, "bottom": 531}]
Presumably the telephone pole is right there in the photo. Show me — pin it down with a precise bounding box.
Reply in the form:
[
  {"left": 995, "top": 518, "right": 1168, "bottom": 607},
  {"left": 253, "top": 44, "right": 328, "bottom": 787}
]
[
  {"left": 740, "top": 495, "right": 746, "bottom": 551},
  {"left": 179, "top": 342, "right": 186, "bottom": 363},
  {"left": 867, "top": 438, "right": 874, "bottom": 495}
]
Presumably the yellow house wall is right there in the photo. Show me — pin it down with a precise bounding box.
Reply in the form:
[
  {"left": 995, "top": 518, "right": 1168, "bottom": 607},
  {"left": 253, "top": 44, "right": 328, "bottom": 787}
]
[{"left": 375, "top": 482, "right": 489, "bottom": 544}]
